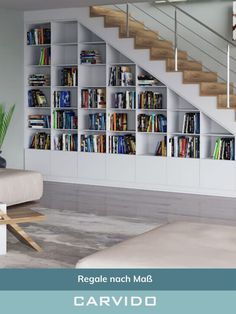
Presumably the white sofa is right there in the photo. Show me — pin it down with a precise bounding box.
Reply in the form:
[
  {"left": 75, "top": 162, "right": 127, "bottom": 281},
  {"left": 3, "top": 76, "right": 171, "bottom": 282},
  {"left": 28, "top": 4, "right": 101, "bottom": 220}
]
[
  {"left": 76, "top": 222, "right": 236, "bottom": 268},
  {"left": 0, "top": 169, "right": 43, "bottom": 206}
]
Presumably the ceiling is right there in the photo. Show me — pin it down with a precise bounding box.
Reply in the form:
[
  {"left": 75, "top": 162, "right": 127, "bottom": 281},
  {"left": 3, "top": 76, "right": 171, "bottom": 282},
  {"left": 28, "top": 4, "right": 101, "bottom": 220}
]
[
  {"left": 0, "top": 0, "right": 227, "bottom": 11},
  {"left": 0, "top": 0, "right": 145, "bottom": 11}
]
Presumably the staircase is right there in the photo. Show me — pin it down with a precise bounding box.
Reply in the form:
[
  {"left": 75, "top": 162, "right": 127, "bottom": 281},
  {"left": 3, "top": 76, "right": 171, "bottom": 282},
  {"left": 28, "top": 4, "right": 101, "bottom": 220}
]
[{"left": 75, "top": 5, "right": 236, "bottom": 134}]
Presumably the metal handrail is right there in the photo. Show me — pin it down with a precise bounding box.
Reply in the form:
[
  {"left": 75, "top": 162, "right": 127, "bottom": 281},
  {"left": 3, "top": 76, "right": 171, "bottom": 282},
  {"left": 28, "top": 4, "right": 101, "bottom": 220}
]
[{"left": 164, "top": 0, "right": 236, "bottom": 49}]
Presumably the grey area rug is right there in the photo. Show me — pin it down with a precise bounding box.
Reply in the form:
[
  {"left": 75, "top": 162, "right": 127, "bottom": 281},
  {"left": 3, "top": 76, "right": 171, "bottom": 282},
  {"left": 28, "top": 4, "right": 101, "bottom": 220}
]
[{"left": 0, "top": 207, "right": 160, "bottom": 268}]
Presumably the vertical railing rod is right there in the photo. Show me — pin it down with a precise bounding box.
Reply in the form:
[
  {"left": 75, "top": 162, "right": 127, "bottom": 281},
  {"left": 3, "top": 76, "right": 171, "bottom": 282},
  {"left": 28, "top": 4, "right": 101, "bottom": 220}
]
[
  {"left": 227, "top": 44, "right": 230, "bottom": 109},
  {"left": 174, "top": 9, "right": 178, "bottom": 72},
  {"left": 126, "top": 2, "right": 129, "bottom": 38}
]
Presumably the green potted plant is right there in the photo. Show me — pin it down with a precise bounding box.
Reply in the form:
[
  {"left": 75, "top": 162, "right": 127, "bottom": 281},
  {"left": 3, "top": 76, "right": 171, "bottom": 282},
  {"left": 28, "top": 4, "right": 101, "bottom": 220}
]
[{"left": 0, "top": 104, "right": 15, "bottom": 168}]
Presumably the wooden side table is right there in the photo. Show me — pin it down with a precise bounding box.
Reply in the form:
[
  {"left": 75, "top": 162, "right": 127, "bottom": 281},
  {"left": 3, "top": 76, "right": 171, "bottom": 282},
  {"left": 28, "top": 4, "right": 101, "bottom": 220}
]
[{"left": 0, "top": 205, "right": 45, "bottom": 252}]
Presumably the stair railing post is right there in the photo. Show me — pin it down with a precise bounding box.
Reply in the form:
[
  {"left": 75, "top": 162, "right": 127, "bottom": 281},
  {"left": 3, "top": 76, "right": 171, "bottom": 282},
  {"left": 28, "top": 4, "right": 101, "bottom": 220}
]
[
  {"left": 126, "top": 2, "right": 129, "bottom": 38},
  {"left": 227, "top": 44, "right": 230, "bottom": 109},
  {"left": 174, "top": 9, "right": 178, "bottom": 72}
]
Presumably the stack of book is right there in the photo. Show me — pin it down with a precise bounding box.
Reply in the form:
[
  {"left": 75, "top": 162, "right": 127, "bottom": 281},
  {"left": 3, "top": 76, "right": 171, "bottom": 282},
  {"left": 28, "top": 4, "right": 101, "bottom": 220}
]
[
  {"left": 61, "top": 67, "right": 78, "bottom": 86},
  {"left": 54, "top": 91, "right": 71, "bottom": 108},
  {"left": 169, "top": 136, "right": 200, "bottom": 158},
  {"left": 81, "top": 134, "right": 106, "bottom": 153},
  {"left": 28, "top": 74, "right": 50, "bottom": 86},
  {"left": 213, "top": 138, "right": 234, "bottom": 160},
  {"left": 89, "top": 113, "right": 106, "bottom": 130},
  {"left": 109, "top": 66, "right": 134, "bottom": 86},
  {"left": 155, "top": 137, "right": 167, "bottom": 157},
  {"left": 109, "top": 113, "right": 128, "bottom": 131},
  {"left": 182, "top": 112, "right": 200, "bottom": 134},
  {"left": 138, "top": 114, "right": 167, "bottom": 133},
  {"left": 53, "top": 110, "right": 77, "bottom": 129},
  {"left": 113, "top": 91, "right": 136, "bottom": 109},
  {"left": 109, "top": 134, "right": 136, "bottom": 154},
  {"left": 81, "top": 88, "right": 106, "bottom": 109},
  {"left": 137, "top": 74, "right": 159, "bottom": 86},
  {"left": 138, "top": 91, "right": 163, "bottom": 109},
  {"left": 39, "top": 47, "right": 51, "bottom": 65},
  {"left": 80, "top": 50, "right": 102, "bottom": 64},
  {"left": 30, "top": 132, "right": 50, "bottom": 150},
  {"left": 54, "top": 134, "right": 78, "bottom": 151},
  {"left": 28, "top": 90, "right": 48, "bottom": 107},
  {"left": 27, "top": 28, "right": 51, "bottom": 45},
  {"left": 28, "top": 115, "right": 50, "bottom": 129}
]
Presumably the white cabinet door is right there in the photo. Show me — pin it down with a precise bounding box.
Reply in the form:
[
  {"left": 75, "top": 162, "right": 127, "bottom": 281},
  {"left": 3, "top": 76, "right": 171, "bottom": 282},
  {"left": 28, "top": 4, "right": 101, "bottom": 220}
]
[
  {"left": 200, "top": 159, "right": 236, "bottom": 191},
  {"left": 106, "top": 154, "right": 136, "bottom": 182},
  {"left": 136, "top": 156, "right": 167, "bottom": 185},
  {"left": 78, "top": 153, "right": 106, "bottom": 180},
  {"left": 25, "top": 149, "right": 51, "bottom": 176},
  {"left": 51, "top": 151, "right": 77, "bottom": 178},
  {"left": 167, "top": 157, "right": 200, "bottom": 188}
]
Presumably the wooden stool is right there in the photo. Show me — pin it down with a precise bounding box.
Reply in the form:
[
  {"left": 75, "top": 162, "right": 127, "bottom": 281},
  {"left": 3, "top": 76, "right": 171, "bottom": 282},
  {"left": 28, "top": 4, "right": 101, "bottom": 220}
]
[{"left": 0, "top": 205, "right": 45, "bottom": 252}]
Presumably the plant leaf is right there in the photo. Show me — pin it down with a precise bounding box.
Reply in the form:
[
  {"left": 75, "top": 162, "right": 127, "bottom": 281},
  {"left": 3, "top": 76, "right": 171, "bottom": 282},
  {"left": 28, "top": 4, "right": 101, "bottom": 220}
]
[{"left": 0, "top": 104, "right": 15, "bottom": 149}]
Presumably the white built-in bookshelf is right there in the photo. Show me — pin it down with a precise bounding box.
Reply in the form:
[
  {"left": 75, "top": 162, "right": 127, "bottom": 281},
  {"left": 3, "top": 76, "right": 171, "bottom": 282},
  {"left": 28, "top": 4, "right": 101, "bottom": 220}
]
[{"left": 24, "top": 18, "right": 236, "bottom": 196}]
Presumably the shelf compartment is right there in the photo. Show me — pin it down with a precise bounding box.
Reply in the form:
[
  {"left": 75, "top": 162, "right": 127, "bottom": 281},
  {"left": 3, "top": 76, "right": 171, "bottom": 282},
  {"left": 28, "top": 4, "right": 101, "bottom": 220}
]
[{"left": 52, "top": 21, "right": 77, "bottom": 46}]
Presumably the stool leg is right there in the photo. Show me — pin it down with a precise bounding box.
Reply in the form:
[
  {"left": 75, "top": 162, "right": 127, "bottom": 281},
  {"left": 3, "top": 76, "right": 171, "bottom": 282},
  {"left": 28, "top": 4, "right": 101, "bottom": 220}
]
[{"left": 7, "top": 224, "right": 42, "bottom": 252}]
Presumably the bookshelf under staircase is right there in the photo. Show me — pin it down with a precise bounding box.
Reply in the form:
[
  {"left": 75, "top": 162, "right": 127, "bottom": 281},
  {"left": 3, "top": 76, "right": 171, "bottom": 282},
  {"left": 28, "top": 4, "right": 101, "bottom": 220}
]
[{"left": 24, "top": 6, "right": 236, "bottom": 197}]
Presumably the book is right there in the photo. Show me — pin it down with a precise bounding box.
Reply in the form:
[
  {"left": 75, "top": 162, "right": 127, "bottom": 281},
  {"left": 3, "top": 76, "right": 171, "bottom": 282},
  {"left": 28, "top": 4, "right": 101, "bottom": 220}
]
[
  {"left": 109, "top": 134, "right": 136, "bottom": 155},
  {"left": 182, "top": 112, "right": 200, "bottom": 134},
  {"left": 155, "top": 136, "right": 167, "bottom": 157},
  {"left": 109, "top": 66, "right": 134, "bottom": 86},
  {"left": 54, "top": 133, "right": 78, "bottom": 151},
  {"left": 61, "top": 67, "right": 78, "bottom": 87},
  {"left": 80, "top": 50, "right": 102, "bottom": 64},
  {"left": 30, "top": 132, "right": 50, "bottom": 150},
  {"left": 53, "top": 110, "right": 77, "bottom": 129},
  {"left": 28, "top": 115, "right": 50, "bottom": 129},
  {"left": 138, "top": 114, "right": 167, "bottom": 133},
  {"left": 54, "top": 91, "right": 71, "bottom": 108},
  {"left": 81, "top": 88, "right": 106, "bottom": 109},
  {"left": 109, "top": 113, "right": 128, "bottom": 131},
  {"left": 39, "top": 47, "right": 51, "bottom": 65},
  {"left": 28, "top": 90, "right": 48, "bottom": 107},
  {"left": 137, "top": 74, "right": 160, "bottom": 86},
  {"left": 113, "top": 91, "right": 136, "bottom": 109},
  {"left": 28, "top": 74, "right": 50, "bottom": 86},
  {"left": 27, "top": 28, "right": 51, "bottom": 45},
  {"left": 169, "top": 136, "right": 200, "bottom": 158},
  {"left": 89, "top": 113, "right": 106, "bottom": 130},
  {"left": 81, "top": 134, "right": 106, "bottom": 153},
  {"left": 138, "top": 91, "right": 163, "bottom": 109},
  {"left": 213, "top": 137, "right": 234, "bottom": 160}
]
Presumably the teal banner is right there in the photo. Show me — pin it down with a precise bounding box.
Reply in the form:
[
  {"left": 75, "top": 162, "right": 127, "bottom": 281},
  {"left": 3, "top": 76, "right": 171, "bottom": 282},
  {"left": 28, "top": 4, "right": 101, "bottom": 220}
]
[
  {"left": 0, "top": 269, "right": 236, "bottom": 291},
  {"left": 0, "top": 291, "right": 236, "bottom": 314}
]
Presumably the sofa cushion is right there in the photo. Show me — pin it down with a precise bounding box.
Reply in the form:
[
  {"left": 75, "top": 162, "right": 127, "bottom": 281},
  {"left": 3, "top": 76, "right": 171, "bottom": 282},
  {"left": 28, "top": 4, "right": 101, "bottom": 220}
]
[
  {"left": 0, "top": 169, "right": 43, "bottom": 206},
  {"left": 76, "top": 222, "right": 236, "bottom": 268}
]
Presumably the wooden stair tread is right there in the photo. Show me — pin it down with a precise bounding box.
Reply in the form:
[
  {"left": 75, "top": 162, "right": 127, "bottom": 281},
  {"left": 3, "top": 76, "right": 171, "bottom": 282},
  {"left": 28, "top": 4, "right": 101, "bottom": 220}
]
[
  {"left": 150, "top": 48, "right": 187, "bottom": 60},
  {"left": 200, "top": 82, "right": 234, "bottom": 96},
  {"left": 135, "top": 37, "right": 172, "bottom": 49},
  {"left": 217, "top": 95, "right": 236, "bottom": 109},
  {"left": 166, "top": 59, "right": 202, "bottom": 71},
  {"left": 90, "top": 6, "right": 125, "bottom": 17},
  {"left": 183, "top": 71, "right": 218, "bottom": 83}
]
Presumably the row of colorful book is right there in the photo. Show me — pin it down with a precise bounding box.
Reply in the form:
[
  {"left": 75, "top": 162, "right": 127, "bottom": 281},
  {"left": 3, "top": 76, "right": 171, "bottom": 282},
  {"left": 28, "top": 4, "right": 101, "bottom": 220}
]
[
  {"left": 80, "top": 50, "right": 102, "bottom": 64},
  {"left": 28, "top": 115, "right": 50, "bottom": 129},
  {"left": 109, "top": 134, "right": 136, "bottom": 154},
  {"left": 213, "top": 138, "right": 234, "bottom": 160},
  {"left": 113, "top": 91, "right": 136, "bottom": 109},
  {"left": 169, "top": 136, "right": 200, "bottom": 158},
  {"left": 109, "top": 113, "right": 128, "bottom": 132},
  {"left": 53, "top": 110, "right": 77, "bottom": 129},
  {"left": 89, "top": 113, "right": 106, "bottom": 131},
  {"left": 109, "top": 66, "right": 134, "bottom": 87},
  {"left": 39, "top": 47, "right": 51, "bottom": 65},
  {"left": 182, "top": 112, "right": 200, "bottom": 134},
  {"left": 61, "top": 67, "right": 78, "bottom": 87},
  {"left": 27, "top": 28, "right": 51, "bottom": 45},
  {"left": 138, "top": 92, "right": 163, "bottom": 110},
  {"left": 28, "top": 89, "right": 48, "bottom": 107},
  {"left": 54, "top": 134, "right": 78, "bottom": 151},
  {"left": 30, "top": 132, "right": 50, "bottom": 150},
  {"left": 81, "top": 88, "right": 106, "bottom": 109},
  {"left": 54, "top": 91, "right": 71, "bottom": 108},
  {"left": 138, "top": 114, "right": 167, "bottom": 133},
  {"left": 81, "top": 135, "right": 106, "bottom": 153}
]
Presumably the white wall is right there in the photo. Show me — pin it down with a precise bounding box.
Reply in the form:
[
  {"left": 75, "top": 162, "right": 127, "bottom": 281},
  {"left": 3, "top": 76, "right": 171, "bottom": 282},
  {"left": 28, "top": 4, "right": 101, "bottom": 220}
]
[{"left": 0, "top": 9, "right": 24, "bottom": 169}]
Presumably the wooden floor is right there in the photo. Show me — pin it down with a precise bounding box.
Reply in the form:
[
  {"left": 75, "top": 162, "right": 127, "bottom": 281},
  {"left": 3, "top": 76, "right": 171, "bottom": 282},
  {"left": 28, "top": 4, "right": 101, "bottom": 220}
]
[
  {"left": 0, "top": 182, "right": 236, "bottom": 268},
  {"left": 41, "top": 182, "right": 236, "bottom": 226}
]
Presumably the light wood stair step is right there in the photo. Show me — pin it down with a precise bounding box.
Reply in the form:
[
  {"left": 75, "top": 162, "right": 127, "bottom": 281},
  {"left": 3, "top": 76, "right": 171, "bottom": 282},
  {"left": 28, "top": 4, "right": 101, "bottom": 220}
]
[
  {"left": 217, "top": 95, "right": 236, "bottom": 109},
  {"left": 183, "top": 71, "right": 218, "bottom": 83},
  {"left": 120, "top": 28, "right": 158, "bottom": 39},
  {"left": 200, "top": 82, "right": 234, "bottom": 96},
  {"left": 151, "top": 48, "right": 187, "bottom": 61},
  {"left": 135, "top": 36, "right": 172, "bottom": 49},
  {"left": 166, "top": 59, "right": 202, "bottom": 71},
  {"left": 105, "top": 15, "right": 144, "bottom": 29},
  {"left": 90, "top": 6, "right": 125, "bottom": 18}
]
